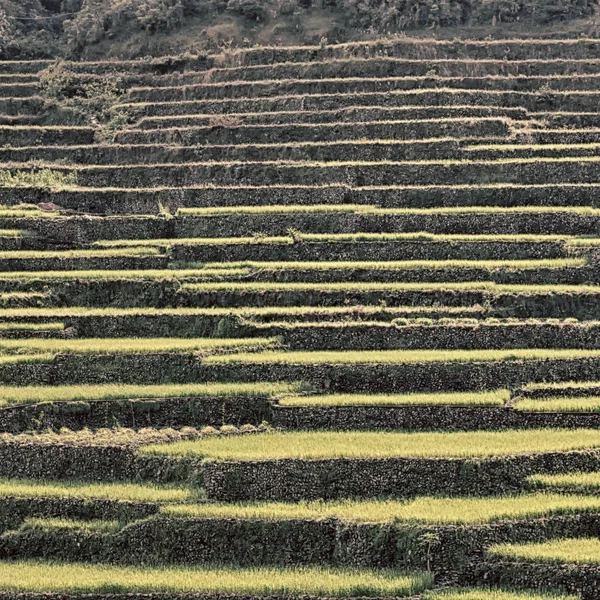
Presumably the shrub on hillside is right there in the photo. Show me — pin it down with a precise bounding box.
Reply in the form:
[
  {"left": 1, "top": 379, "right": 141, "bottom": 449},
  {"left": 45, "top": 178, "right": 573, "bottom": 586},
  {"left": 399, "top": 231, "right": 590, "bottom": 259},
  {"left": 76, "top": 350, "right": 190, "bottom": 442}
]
[{"left": 64, "top": 0, "right": 187, "bottom": 56}]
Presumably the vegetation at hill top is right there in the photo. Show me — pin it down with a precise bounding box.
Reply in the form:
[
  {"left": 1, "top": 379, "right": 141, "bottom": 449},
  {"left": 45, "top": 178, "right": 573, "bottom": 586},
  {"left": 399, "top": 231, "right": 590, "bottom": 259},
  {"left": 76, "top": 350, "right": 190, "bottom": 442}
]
[{"left": 2, "top": 0, "right": 598, "bottom": 60}]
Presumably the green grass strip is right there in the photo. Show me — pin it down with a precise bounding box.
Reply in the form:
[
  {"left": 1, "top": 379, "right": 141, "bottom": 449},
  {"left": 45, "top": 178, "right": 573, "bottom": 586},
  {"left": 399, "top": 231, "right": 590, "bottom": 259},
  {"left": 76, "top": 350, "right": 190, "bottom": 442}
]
[
  {"left": 203, "top": 348, "right": 600, "bottom": 365},
  {"left": 514, "top": 396, "right": 600, "bottom": 412},
  {"left": 138, "top": 429, "right": 600, "bottom": 460},
  {"left": 489, "top": 537, "right": 600, "bottom": 564},
  {"left": 0, "top": 353, "right": 53, "bottom": 365},
  {"left": 0, "top": 269, "right": 230, "bottom": 281},
  {"left": 178, "top": 204, "right": 371, "bottom": 215},
  {"left": 184, "top": 281, "right": 600, "bottom": 293},
  {"left": 0, "top": 305, "right": 482, "bottom": 319},
  {"left": 0, "top": 478, "right": 198, "bottom": 503},
  {"left": 179, "top": 205, "right": 600, "bottom": 216},
  {"left": 0, "top": 230, "right": 27, "bottom": 238},
  {"left": 94, "top": 233, "right": 573, "bottom": 247},
  {"left": 21, "top": 518, "right": 122, "bottom": 533},
  {"left": 0, "top": 322, "right": 63, "bottom": 331},
  {"left": 523, "top": 381, "right": 600, "bottom": 391},
  {"left": 162, "top": 492, "right": 600, "bottom": 525},
  {"left": 528, "top": 471, "right": 600, "bottom": 491},
  {"left": 201, "top": 259, "right": 585, "bottom": 270},
  {"left": 0, "top": 561, "right": 432, "bottom": 596},
  {"left": 0, "top": 248, "right": 161, "bottom": 259},
  {"left": 278, "top": 390, "right": 509, "bottom": 407},
  {"left": 0, "top": 337, "right": 277, "bottom": 356},
  {"left": 0, "top": 382, "right": 301, "bottom": 408}
]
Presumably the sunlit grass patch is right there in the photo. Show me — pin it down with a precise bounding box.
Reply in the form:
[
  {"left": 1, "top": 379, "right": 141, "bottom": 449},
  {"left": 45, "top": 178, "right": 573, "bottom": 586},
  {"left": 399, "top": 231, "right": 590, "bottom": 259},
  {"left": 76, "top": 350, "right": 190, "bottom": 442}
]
[
  {"left": 0, "top": 322, "right": 63, "bottom": 331},
  {"left": 278, "top": 390, "right": 509, "bottom": 407},
  {"left": 178, "top": 204, "right": 371, "bottom": 215},
  {"left": 0, "top": 382, "right": 300, "bottom": 408},
  {"left": 201, "top": 259, "right": 586, "bottom": 271},
  {"left": 0, "top": 337, "right": 278, "bottom": 357},
  {"left": 0, "top": 478, "right": 199, "bottom": 503},
  {"left": 0, "top": 561, "right": 432, "bottom": 596},
  {"left": 139, "top": 429, "right": 600, "bottom": 461},
  {"left": 162, "top": 492, "right": 600, "bottom": 525},
  {"left": 489, "top": 537, "right": 600, "bottom": 564},
  {"left": 20, "top": 518, "right": 122, "bottom": 533},
  {"left": 203, "top": 348, "right": 600, "bottom": 365},
  {"left": 0, "top": 247, "right": 161, "bottom": 259},
  {"left": 514, "top": 396, "right": 600, "bottom": 412},
  {"left": 528, "top": 471, "right": 600, "bottom": 492},
  {"left": 0, "top": 169, "right": 77, "bottom": 190}
]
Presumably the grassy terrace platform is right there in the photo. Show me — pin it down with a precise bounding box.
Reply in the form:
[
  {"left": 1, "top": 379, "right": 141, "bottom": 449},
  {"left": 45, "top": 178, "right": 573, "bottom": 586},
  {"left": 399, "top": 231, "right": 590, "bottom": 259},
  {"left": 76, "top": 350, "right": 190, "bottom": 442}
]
[
  {"left": 0, "top": 562, "right": 431, "bottom": 596},
  {"left": 162, "top": 493, "right": 600, "bottom": 524},
  {"left": 0, "top": 337, "right": 277, "bottom": 356},
  {"left": 0, "top": 382, "right": 299, "bottom": 408},
  {"left": 529, "top": 472, "right": 600, "bottom": 492},
  {"left": 202, "top": 348, "right": 600, "bottom": 365},
  {"left": 139, "top": 429, "right": 600, "bottom": 460},
  {"left": 489, "top": 538, "right": 600, "bottom": 564},
  {"left": 514, "top": 396, "right": 600, "bottom": 412},
  {"left": 0, "top": 478, "right": 198, "bottom": 503},
  {"left": 277, "top": 390, "right": 510, "bottom": 407}
]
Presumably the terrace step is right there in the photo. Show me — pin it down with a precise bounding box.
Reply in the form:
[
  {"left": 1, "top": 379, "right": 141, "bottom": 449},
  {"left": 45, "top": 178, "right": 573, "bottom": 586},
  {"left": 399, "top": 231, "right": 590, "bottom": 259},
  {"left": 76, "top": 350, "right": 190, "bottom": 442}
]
[
  {"left": 0, "top": 249, "right": 169, "bottom": 272},
  {"left": 126, "top": 74, "right": 600, "bottom": 104},
  {"left": 115, "top": 118, "right": 510, "bottom": 145},
  {"left": 30, "top": 157, "right": 600, "bottom": 188},
  {"left": 135, "top": 234, "right": 573, "bottom": 262},
  {"left": 0, "top": 140, "right": 464, "bottom": 165},
  {"left": 10, "top": 183, "right": 600, "bottom": 215},
  {"left": 117, "top": 90, "right": 600, "bottom": 117},
  {"left": 174, "top": 206, "right": 600, "bottom": 237},
  {"left": 0, "top": 84, "right": 39, "bottom": 98},
  {"left": 0, "top": 127, "right": 96, "bottom": 146},
  {"left": 132, "top": 105, "right": 529, "bottom": 128},
  {"left": 192, "top": 58, "right": 600, "bottom": 83},
  {"left": 211, "top": 39, "right": 600, "bottom": 65},
  {"left": 101, "top": 58, "right": 600, "bottom": 92}
]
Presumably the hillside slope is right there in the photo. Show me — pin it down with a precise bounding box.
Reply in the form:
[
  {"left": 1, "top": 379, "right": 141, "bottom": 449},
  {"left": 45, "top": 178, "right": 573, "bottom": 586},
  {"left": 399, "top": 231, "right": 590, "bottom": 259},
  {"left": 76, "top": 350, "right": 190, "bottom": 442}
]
[{"left": 0, "top": 35, "right": 600, "bottom": 599}]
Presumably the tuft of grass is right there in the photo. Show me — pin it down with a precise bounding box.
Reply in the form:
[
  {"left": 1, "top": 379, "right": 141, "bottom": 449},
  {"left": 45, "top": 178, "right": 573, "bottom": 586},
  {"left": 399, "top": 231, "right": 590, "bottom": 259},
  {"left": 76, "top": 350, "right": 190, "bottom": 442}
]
[
  {"left": 0, "top": 561, "right": 432, "bottom": 597},
  {"left": 0, "top": 169, "right": 77, "bottom": 190},
  {"left": 203, "top": 348, "right": 600, "bottom": 366},
  {"left": 138, "top": 429, "right": 600, "bottom": 461},
  {"left": 278, "top": 390, "right": 509, "bottom": 407},
  {"left": 489, "top": 537, "right": 600, "bottom": 565},
  {"left": 0, "top": 478, "right": 200, "bottom": 503},
  {"left": 162, "top": 492, "right": 600, "bottom": 525},
  {"left": 0, "top": 382, "right": 301, "bottom": 408}
]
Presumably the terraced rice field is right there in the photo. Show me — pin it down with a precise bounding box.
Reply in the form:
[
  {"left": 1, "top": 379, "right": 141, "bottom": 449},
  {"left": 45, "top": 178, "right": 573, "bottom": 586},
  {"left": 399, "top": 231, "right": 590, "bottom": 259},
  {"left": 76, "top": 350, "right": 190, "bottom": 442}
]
[{"left": 3, "top": 36, "right": 600, "bottom": 599}]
